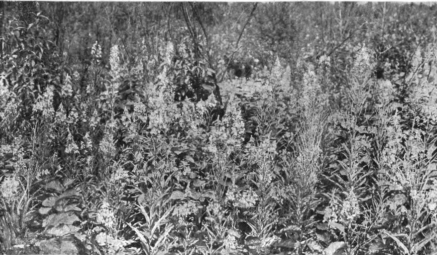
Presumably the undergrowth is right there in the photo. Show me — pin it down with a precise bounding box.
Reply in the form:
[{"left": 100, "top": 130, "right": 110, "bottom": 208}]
[{"left": 1, "top": 10, "right": 437, "bottom": 255}]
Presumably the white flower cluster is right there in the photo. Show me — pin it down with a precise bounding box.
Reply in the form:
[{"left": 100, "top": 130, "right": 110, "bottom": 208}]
[
  {"left": 108, "top": 44, "right": 130, "bottom": 98},
  {"left": 226, "top": 187, "right": 259, "bottom": 208},
  {"left": 409, "top": 45, "right": 437, "bottom": 121},
  {"left": 324, "top": 188, "right": 361, "bottom": 225},
  {"left": 65, "top": 131, "right": 79, "bottom": 154},
  {"left": 33, "top": 85, "right": 55, "bottom": 118},
  {"left": 0, "top": 175, "right": 21, "bottom": 203},
  {"left": 300, "top": 60, "right": 328, "bottom": 111},
  {"left": 110, "top": 167, "right": 129, "bottom": 183},
  {"left": 95, "top": 232, "right": 127, "bottom": 254},
  {"left": 0, "top": 73, "right": 8, "bottom": 97},
  {"left": 173, "top": 200, "right": 199, "bottom": 218},
  {"left": 221, "top": 99, "right": 245, "bottom": 139},
  {"left": 109, "top": 45, "right": 121, "bottom": 80},
  {"left": 96, "top": 200, "right": 117, "bottom": 229},
  {"left": 223, "top": 229, "right": 240, "bottom": 251},
  {"left": 62, "top": 74, "right": 74, "bottom": 97},
  {"left": 91, "top": 41, "right": 102, "bottom": 63},
  {"left": 165, "top": 41, "right": 174, "bottom": 65},
  {"left": 377, "top": 79, "right": 396, "bottom": 104},
  {"left": 351, "top": 45, "right": 374, "bottom": 79},
  {"left": 100, "top": 133, "right": 116, "bottom": 158},
  {"left": 340, "top": 189, "right": 360, "bottom": 221}
]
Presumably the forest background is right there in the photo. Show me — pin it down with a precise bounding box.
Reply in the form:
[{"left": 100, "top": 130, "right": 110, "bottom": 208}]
[{"left": 2, "top": 2, "right": 437, "bottom": 255}]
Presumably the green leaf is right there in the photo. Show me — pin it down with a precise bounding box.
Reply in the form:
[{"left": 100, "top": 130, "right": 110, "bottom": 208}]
[
  {"left": 60, "top": 204, "right": 82, "bottom": 213},
  {"left": 329, "top": 222, "right": 345, "bottom": 235},
  {"left": 412, "top": 231, "right": 436, "bottom": 254},
  {"left": 63, "top": 178, "right": 75, "bottom": 188},
  {"left": 57, "top": 189, "right": 80, "bottom": 200},
  {"left": 193, "top": 179, "right": 205, "bottom": 187},
  {"left": 307, "top": 240, "right": 323, "bottom": 252},
  {"left": 39, "top": 207, "right": 52, "bottom": 215},
  {"left": 316, "top": 222, "right": 329, "bottom": 230},
  {"left": 324, "top": 242, "right": 346, "bottom": 255},
  {"left": 45, "top": 180, "right": 63, "bottom": 193},
  {"left": 388, "top": 194, "right": 407, "bottom": 211},
  {"left": 368, "top": 239, "right": 386, "bottom": 254},
  {"left": 185, "top": 155, "right": 195, "bottom": 163},
  {"left": 42, "top": 197, "right": 56, "bottom": 207},
  {"left": 46, "top": 225, "right": 80, "bottom": 237},
  {"left": 316, "top": 232, "right": 328, "bottom": 242},
  {"left": 138, "top": 194, "right": 146, "bottom": 205},
  {"left": 381, "top": 230, "right": 409, "bottom": 254},
  {"left": 128, "top": 223, "right": 150, "bottom": 248},
  {"left": 170, "top": 190, "right": 186, "bottom": 200},
  {"left": 202, "top": 83, "right": 215, "bottom": 92},
  {"left": 43, "top": 212, "right": 80, "bottom": 228}
]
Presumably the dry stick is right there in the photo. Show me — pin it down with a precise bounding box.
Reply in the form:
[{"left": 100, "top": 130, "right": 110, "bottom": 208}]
[
  {"left": 323, "top": 32, "right": 352, "bottom": 59},
  {"left": 189, "top": 3, "right": 212, "bottom": 67},
  {"left": 181, "top": 3, "right": 200, "bottom": 59},
  {"left": 218, "top": 3, "right": 258, "bottom": 83},
  {"left": 0, "top": 1, "right": 5, "bottom": 67},
  {"left": 181, "top": 3, "right": 194, "bottom": 38}
]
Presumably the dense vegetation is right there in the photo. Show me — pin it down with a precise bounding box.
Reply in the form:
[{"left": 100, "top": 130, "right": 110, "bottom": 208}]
[{"left": 2, "top": 2, "right": 437, "bottom": 254}]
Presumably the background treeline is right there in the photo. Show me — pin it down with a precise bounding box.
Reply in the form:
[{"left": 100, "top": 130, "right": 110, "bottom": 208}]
[
  {"left": 3, "top": 2, "right": 436, "bottom": 86},
  {"left": 2, "top": 2, "right": 437, "bottom": 255}
]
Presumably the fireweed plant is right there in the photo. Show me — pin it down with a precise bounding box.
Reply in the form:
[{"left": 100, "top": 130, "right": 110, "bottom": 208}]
[{"left": 2, "top": 15, "right": 437, "bottom": 255}]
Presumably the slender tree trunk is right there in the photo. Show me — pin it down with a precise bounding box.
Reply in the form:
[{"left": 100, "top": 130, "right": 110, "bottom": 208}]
[{"left": 0, "top": 1, "right": 5, "bottom": 67}]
